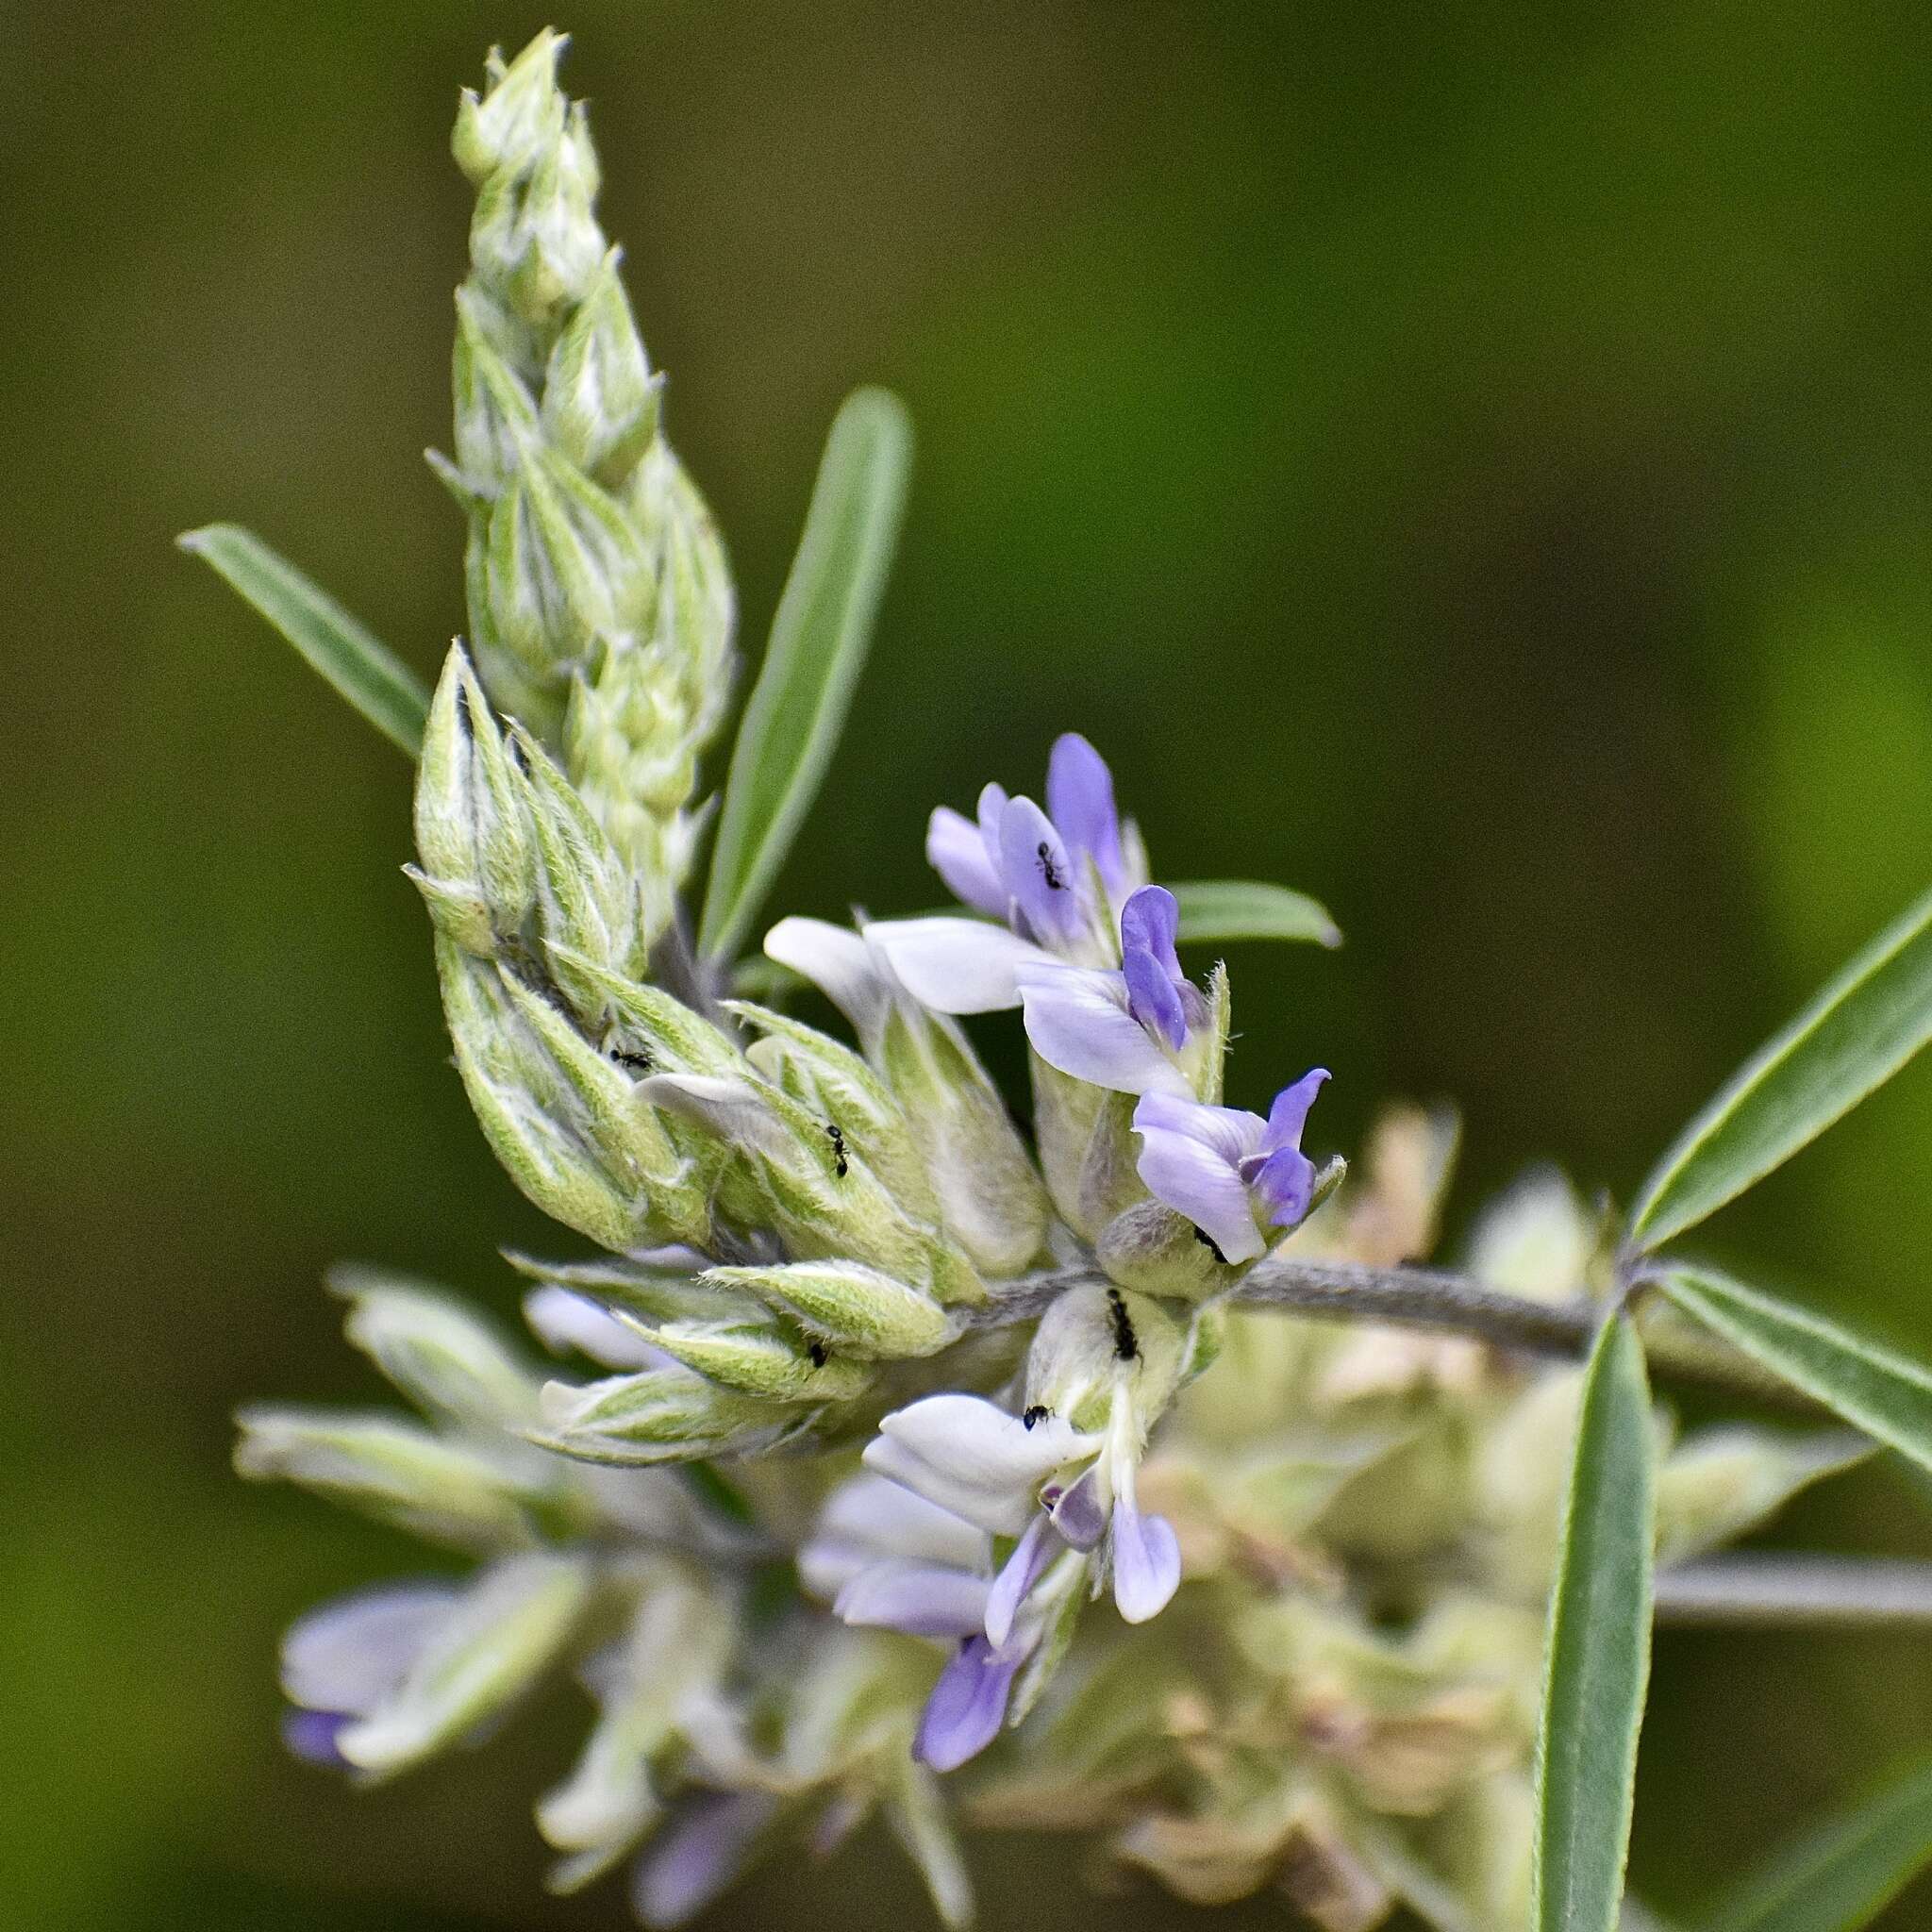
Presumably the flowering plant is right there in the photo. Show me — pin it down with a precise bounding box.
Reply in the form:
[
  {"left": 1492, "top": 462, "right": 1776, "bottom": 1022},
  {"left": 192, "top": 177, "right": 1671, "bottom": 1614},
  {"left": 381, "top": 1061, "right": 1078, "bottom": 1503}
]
[{"left": 189, "top": 31, "right": 1932, "bottom": 1932}]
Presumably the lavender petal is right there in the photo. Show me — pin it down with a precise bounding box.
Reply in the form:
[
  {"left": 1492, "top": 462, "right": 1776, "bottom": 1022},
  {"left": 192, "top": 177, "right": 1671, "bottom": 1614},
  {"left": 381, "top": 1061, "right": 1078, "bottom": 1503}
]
[
  {"left": 1110, "top": 1498, "right": 1182, "bottom": 1624},
  {"left": 1121, "top": 943, "right": 1187, "bottom": 1052},
  {"left": 1264, "top": 1066, "right": 1331, "bottom": 1151},
  {"left": 1132, "top": 1090, "right": 1266, "bottom": 1167},
  {"left": 799, "top": 1473, "right": 991, "bottom": 1601},
  {"left": 1048, "top": 1463, "right": 1109, "bottom": 1550},
  {"left": 281, "top": 1707, "right": 354, "bottom": 1769},
  {"left": 914, "top": 1637, "right": 1021, "bottom": 1773},
  {"left": 983, "top": 1513, "right": 1058, "bottom": 1649},
  {"left": 1133, "top": 1112, "right": 1265, "bottom": 1263},
  {"left": 927, "top": 806, "right": 1008, "bottom": 918},
  {"left": 996, "top": 794, "right": 1083, "bottom": 945},
  {"left": 632, "top": 1790, "right": 779, "bottom": 1929},
  {"left": 1045, "top": 732, "right": 1125, "bottom": 895},
  {"left": 280, "top": 1582, "right": 456, "bottom": 1717},
  {"left": 1248, "top": 1142, "right": 1317, "bottom": 1230},
  {"left": 1119, "top": 884, "right": 1183, "bottom": 980},
  {"left": 834, "top": 1560, "right": 992, "bottom": 1639}
]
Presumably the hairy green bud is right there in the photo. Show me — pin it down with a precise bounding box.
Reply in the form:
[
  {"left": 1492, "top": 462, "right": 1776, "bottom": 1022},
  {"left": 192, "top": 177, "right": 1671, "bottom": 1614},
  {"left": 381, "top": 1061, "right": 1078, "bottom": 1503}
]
[
  {"left": 706, "top": 1260, "right": 960, "bottom": 1359},
  {"left": 451, "top": 31, "right": 569, "bottom": 189},
  {"left": 731, "top": 1002, "right": 940, "bottom": 1224},
  {"left": 534, "top": 1365, "right": 810, "bottom": 1465},
  {"left": 876, "top": 1005, "right": 1050, "bottom": 1277},
  {"left": 233, "top": 1406, "right": 565, "bottom": 1551},
  {"left": 436, "top": 936, "right": 707, "bottom": 1252},
  {"left": 631, "top": 1317, "right": 876, "bottom": 1403},
  {"left": 410, "top": 646, "right": 535, "bottom": 954},
  {"left": 334, "top": 1267, "right": 542, "bottom": 1431},
  {"left": 542, "top": 250, "right": 661, "bottom": 490}
]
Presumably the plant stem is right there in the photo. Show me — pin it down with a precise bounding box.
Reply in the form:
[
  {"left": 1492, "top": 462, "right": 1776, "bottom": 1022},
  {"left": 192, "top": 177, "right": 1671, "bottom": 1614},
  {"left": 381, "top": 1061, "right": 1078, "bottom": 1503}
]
[
  {"left": 980, "top": 1256, "right": 1811, "bottom": 1407},
  {"left": 1654, "top": 1556, "right": 1932, "bottom": 1627}
]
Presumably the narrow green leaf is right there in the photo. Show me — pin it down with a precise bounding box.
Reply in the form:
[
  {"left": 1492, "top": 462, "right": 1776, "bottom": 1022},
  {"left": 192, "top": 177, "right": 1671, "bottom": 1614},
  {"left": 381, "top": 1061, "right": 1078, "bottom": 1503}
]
[
  {"left": 1700, "top": 1754, "right": 1932, "bottom": 1932},
  {"left": 1661, "top": 1267, "right": 1932, "bottom": 1476},
  {"left": 1534, "top": 1314, "right": 1657, "bottom": 1932},
  {"left": 698, "top": 389, "right": 912, "bottom": 960},
  {"left": 1169, "top": 878, "right": 1341, "bottom": 949},
  {"left": 178, "top": 524, "right": 430, "bottom": 756},
  {"left": 1629, "top": 885, "right": 1932, "bottom": 1251}
]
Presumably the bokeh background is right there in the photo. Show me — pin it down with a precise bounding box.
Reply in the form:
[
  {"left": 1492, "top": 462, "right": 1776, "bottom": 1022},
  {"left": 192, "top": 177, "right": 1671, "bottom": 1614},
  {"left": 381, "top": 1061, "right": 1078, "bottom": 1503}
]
[{"left": 8, "top": 1, "right": 1932, "bottom": 1925}]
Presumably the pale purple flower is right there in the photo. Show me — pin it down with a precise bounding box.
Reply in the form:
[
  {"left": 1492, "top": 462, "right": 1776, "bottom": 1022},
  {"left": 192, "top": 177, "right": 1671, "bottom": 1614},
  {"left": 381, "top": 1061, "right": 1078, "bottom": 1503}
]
[
  {"left": 915, "top": 1636, "right": 1024, "bottom": 1772},
  {"left": 864, "top": 734, "right": 1147, "bottom": 1014},
  {"left": 278, "top": 1580, "right": 458, "bottom": 1769},
  {"left": 800, "top": 1465, "right": 1038, "bottom": 1772},
  {"left": 1015, "top": 884, "right": 1205, "bottom": 1096},
  {"left": 859, "top": 1394, "right": 1180, "bottom": 1630},
  {"left": 1132, "top": 1069, "right": 1331, "bottom": 1264},
  {"left": 631, "top": 1790, "right": 779, "bottom": 1928}
]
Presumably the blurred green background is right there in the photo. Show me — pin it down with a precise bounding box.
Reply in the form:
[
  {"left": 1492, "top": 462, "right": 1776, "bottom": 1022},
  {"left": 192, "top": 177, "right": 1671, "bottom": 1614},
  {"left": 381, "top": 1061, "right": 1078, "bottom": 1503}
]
[{"left": 7, "top": 0, "right": 1932, "bottom": 1925}]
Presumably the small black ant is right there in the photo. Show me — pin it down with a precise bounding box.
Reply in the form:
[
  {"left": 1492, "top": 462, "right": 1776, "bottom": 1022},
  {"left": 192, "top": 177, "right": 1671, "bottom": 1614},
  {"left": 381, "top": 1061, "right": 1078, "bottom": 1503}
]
[
  {"left": 1107, "top": 1287, "right": 1139, "bottom": 1362},
  {"left": 1022, "top": 1404, "right": 1050, "bottom": 1429},
  {"left": 1036, "top": 841, "right": 1065, "bottom": 891},
  {"left": 609, "top": 1047, "right": 653, "bottom": 1074},
  {"left": 808, "top": 1340, "right": 829, "bottom": 1368},
  {"left": 825, "top": 1123, "right": 848, "bottom": 1177}
]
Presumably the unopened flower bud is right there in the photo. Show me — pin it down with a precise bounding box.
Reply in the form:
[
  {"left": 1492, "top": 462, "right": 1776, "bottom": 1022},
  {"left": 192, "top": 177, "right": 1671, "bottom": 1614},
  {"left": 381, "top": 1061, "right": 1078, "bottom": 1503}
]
[
  {"left": 452, "top": 289, "right": 541, "bottom": 491},
  {"left": 631, "top": 1316, "right": 876, "bottom": 1403},
  {"left": 234, "top": 1406, "right": 565, "bottom": 1551},
  {"left": 731, "top": 1002, "right": 940, "bottom": 1224},
  {"left": 534, "top": 1365, "right": 809, "bottom": 1464},
  {"left": 876, "top": 1004, "right": 1050, "bottom": 1278},
  {"left": 638, "top": 1070, "right": 982, "bottom": 1305},
  {"left": 508, "top": 730, "right": 645, "bottom": 1019},
  {"left": 542, "top": 250, "right": 661, "bottom": 490},
  {"left": 470, "top": 118, "right": 606, "bottom": 328},
  {"left": 487, "top": 446, "right": 652, "bottom": 675},
  {"left": 451, "top": 31, "right": 569, "bottom": 188},
  {"left": 411, "top": 646, "right": 535, "bottom": 954},
  {"left": 706, "top": 1261, "right": 960, "bottom": 1360},
  {"left": 333, "top": 1267, "right": 542, "bottom": 1431},
  {"left": 435, "top": 937, "right": 703, "bottom": 1253}
]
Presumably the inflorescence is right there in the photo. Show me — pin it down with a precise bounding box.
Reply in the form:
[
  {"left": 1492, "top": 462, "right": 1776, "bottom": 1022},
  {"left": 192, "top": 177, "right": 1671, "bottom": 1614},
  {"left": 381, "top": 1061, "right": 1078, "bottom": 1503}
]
[{"left": 229, "top": 33, "right": 1866, "bottom": 1932}]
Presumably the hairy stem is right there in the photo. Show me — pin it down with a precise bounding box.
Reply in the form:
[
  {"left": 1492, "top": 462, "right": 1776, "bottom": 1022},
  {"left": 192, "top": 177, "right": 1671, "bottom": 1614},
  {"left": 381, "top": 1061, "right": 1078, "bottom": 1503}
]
[
  {"left": 1655, "top": 1555, "right": 1932, "bottom": 1626},
  {"left": 979, "top": 1256, "right": 1811, "bottom": 1407}
]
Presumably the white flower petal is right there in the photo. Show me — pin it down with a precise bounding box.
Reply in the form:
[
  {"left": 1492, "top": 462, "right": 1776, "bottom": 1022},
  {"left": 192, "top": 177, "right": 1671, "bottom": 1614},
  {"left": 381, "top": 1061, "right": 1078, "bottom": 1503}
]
[
  {"left": 523, "top": 1286, "right": 666, "bottom": 1371},
  {"left": 762, "top": 917, "right": 896, "bottom": 1039},
  {"left": 1017, "top": 963, "right": 1188, "bottom": 1096},
  {"left": 861, "top": 917, "right": 1046, "bottom": 1015},
  {"left": 864, "top": 1394, "right": 1095, "bottom": 1535}
]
